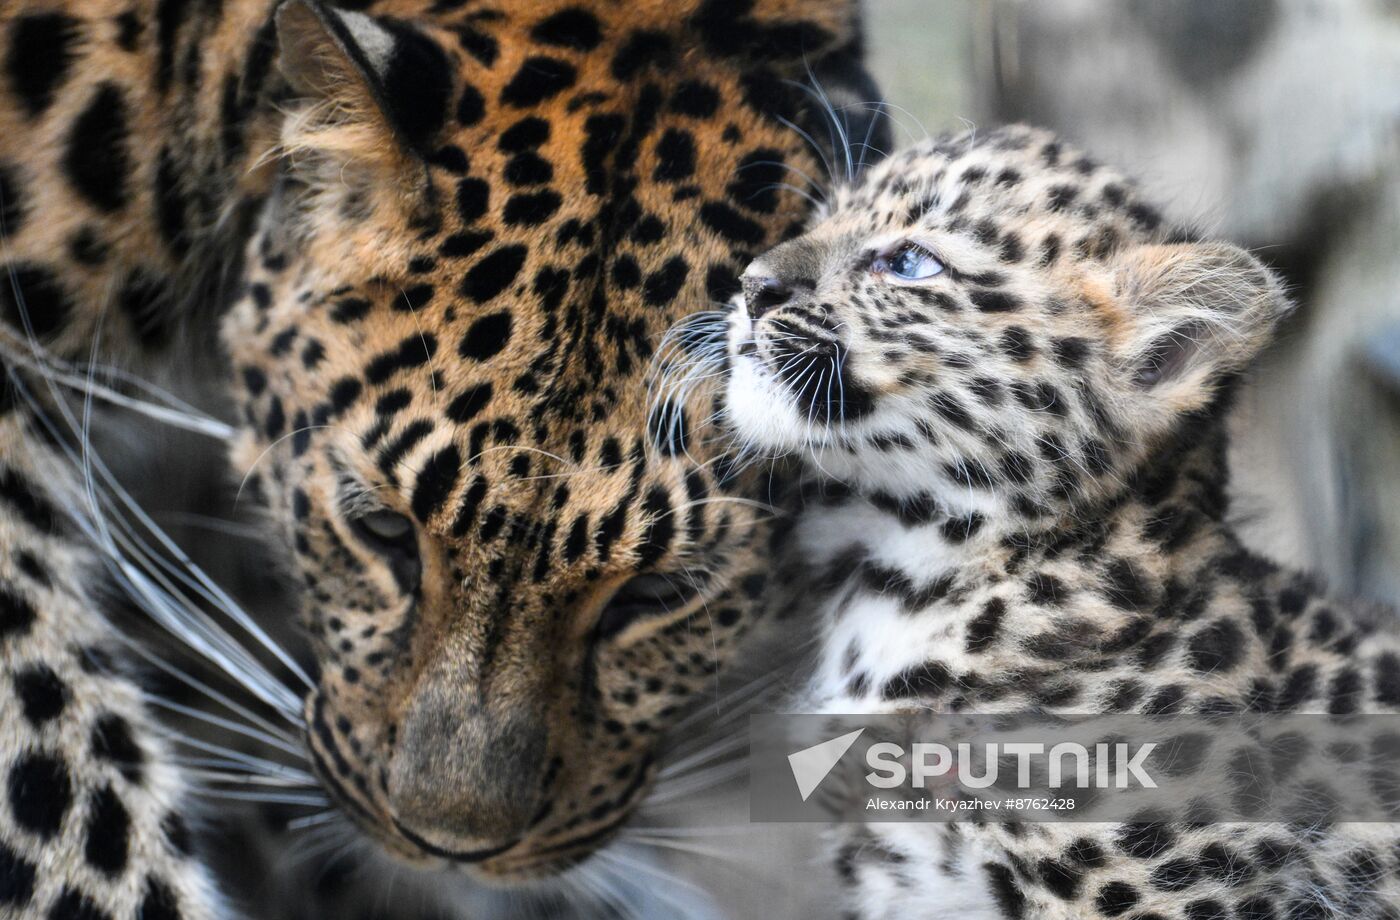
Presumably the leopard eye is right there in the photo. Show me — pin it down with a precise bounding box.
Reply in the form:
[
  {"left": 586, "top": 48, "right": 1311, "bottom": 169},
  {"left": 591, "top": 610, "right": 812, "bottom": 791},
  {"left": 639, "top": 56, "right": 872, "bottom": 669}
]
[
  {"left": 595, "top": 572, "right": 699, "bottom": 640},
  {"left": 350, "top": 510, "right": 420, "bottom": 592},
  {"left": 355, "top": 509, "right": 413, "bottom": 542},
  {"left": 874, "top": 242, "right": 944, "bottom": 281}
]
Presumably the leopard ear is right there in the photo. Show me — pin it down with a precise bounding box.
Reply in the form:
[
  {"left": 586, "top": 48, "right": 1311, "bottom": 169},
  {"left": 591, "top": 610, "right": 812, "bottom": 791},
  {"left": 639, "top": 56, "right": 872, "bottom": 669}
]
[
  {"left": 1113, "top": 242, "right": 1289, "bottom": 409},
  {"left": 275, "top": 0, "right": 452, "bottom": 169}
]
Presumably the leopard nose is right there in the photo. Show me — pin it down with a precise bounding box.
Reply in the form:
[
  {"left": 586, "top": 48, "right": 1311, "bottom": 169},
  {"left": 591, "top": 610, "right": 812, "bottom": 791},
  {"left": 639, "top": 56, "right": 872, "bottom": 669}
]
[
  {"left": 743, "top": 274, "right": 793, "bottom": 319},
  {"left": 388, "top": 684, "right": 546, "bottom": 844}
]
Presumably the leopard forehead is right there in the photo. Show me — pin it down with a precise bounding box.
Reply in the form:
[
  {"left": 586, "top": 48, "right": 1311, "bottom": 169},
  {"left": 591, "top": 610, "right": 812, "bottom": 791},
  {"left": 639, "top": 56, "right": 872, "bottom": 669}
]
[{"left": 826, "top": 124, "right": 1167, "bottom": 262}]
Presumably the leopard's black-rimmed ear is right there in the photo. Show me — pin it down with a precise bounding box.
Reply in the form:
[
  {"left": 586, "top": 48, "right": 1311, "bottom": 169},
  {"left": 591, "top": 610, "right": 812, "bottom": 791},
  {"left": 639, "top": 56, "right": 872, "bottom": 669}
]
[
  {"left": 1113, "top": 241, "right": 1289, "bottom": 409},
  {"left": 275, "top": 0, "right": 453, "bottom": 164}
]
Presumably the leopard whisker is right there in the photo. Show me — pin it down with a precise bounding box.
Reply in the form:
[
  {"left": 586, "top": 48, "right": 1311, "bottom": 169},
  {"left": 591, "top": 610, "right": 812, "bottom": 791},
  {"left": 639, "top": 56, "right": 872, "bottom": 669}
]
[
  {"left": 624, "top": 824, "right": 751, "bottom": 838},
  {"left": 8, "top": 369, "right": 309, "bottom": 721},
  {"left": 569, "top": 862, "right": 643, "bottom": 920},
  {"left": 84, "top": 500, "right": 308, "bottom": 713},
  {"left": 466, "top": 443, "right": 581, "bottom": 470},
  {"left": 167, "top": 733, "right": 308, "bottom": 775},
  {"left": 393, "top": 283, "right": 441, "bottom": 405},
  {"left": 152, "top": 511, "right": 268, "bottom": 541},
  {"left": 846, "top": 99, "right": 931, "bottom": 147},
  {"left": 617, "top": 835, "right": 747, "bottom": 867},
  {"left": 644, "top": 759, "right": 749, "bottom": 806},
  {"left": 835, "top": 345, "right": 850, "bottom": 431},
  {"left": 182, "top": 768, "right": 320, "bottom": 789},
  {"left": 173, "top": 753, "right": 316, "bottom": 784},
  {"left": 759, "top": 181, "right": 822, "bottom": 210},
  {"left": 151, "top": 696, "right": 303, "bottom": 755},
  {"left": 288, "top": 818, "right": 361, "bottom": 868},
  {"left": 851, "top": 98, "right": 889, "bottom": 177},
  {"left": 0, "top": 335, "right": 235, "bottom": 440},
  {"left": 235, "top": 424, "right": 348, "bottom": 506},
  {"left": 790, "top": 72, "right": 855, "bottom": 184},
  {"left": 595, "top": 848, "right": 716, "bottom": 920},
  {"left": 775, "top": 113, "right": 838, "bottom": 189},
  {"left": 190, "top": 788, "right": 330, "bottom": 807},
  {"left": 737, "top": 157, "right": 828, "bottom": 203},
  {"left": 656, "top": 732, "right": 749, "bottom": 780},
  {"left": 663, "top": 495, "right": 781, "bottom": 519},
  {"left": 286, "top": 810, "right": 341, "bottom": 832},
  {"left": 666, "top": 666, "right": 789, "bottom": 738},
  {"left": 86, "top": 491, "right": 310, "bottom": 709}
]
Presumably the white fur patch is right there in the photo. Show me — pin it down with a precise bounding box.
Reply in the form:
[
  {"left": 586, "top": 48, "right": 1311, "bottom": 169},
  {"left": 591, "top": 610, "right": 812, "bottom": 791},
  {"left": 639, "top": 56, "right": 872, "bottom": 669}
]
[
  {"left": 333, "top": 9, "right": 396, "bottom": 72},
  {"left": 723, "top": 305, "right": 815, "bottom": 452}
]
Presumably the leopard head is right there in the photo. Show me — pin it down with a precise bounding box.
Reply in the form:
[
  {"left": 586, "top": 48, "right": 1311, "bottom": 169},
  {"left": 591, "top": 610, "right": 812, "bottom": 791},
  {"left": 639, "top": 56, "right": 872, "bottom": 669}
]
[
  {"left": 221, "top": 0, "right": 880, "bottom": 879},
  {"left": 722, "top": 126, "right": 1290, "bottom": 529}
]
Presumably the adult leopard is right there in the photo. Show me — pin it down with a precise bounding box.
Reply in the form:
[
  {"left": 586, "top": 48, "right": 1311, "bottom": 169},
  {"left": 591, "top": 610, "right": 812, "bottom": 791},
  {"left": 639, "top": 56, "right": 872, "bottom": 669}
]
[
  {"left": 713, "top": 125, "right": 1400, "bottom": 919},
  {"left": 0, "top": 0, "right": 883, "bottom": 914}
]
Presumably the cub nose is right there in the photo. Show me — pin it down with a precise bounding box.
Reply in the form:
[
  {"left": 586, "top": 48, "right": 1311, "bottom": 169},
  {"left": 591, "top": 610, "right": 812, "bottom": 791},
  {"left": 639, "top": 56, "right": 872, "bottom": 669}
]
[{"left": 742, "top": 274, "right": 793, "bottom": 319}]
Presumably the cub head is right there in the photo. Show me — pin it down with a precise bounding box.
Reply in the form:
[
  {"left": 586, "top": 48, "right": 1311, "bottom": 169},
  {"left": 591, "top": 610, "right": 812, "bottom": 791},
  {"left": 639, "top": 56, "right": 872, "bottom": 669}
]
[
  {"left": 722, "top": 125, "right": 1290, "bottom": 525},
  {"left": 221, "top": 0, "right": 880, "bottom": 879}
]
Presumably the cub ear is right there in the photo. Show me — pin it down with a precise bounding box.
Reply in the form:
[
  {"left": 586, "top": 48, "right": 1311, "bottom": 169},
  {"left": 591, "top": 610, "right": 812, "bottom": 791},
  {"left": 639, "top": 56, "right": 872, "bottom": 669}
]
[
  {"left": 275, "top": 0, "right": 453, "bottom": 168},
  {"left": 1113, "top": 242, "right": 1290, "bottom": 406}
]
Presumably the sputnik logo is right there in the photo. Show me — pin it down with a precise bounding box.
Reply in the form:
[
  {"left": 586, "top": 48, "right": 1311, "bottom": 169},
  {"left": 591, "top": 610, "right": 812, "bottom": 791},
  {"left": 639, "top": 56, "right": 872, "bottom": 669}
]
[{"left": 787, "top": 729, "right": 865, "bottom": 801}]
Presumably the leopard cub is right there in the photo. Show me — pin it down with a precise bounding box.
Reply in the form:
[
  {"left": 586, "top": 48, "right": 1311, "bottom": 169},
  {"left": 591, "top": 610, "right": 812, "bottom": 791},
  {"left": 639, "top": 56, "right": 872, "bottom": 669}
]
[{"left": 719, "top": 125, "right": 1400, "bottom": 919}]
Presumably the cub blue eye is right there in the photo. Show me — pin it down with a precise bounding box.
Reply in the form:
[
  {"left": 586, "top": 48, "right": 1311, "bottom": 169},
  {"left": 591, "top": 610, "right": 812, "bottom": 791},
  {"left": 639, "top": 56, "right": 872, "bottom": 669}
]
[{"left": 882, "top": 243, "right": 944, "bottom": 280}]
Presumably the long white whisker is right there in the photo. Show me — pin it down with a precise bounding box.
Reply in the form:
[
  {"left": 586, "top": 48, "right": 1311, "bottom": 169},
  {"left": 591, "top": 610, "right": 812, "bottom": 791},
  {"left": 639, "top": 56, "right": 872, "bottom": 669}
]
[
  {"left": 149, "top": 697, "right": 303, "bottom": 756},
  {"left": 190, "top": 788, "right": 329, "bottom": 807},
  {"left": 8, "top": 350, "right": 313, "bottom": 704},
  {"left": 0, "top": 336, "right": 235, "bottom": 439}
]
